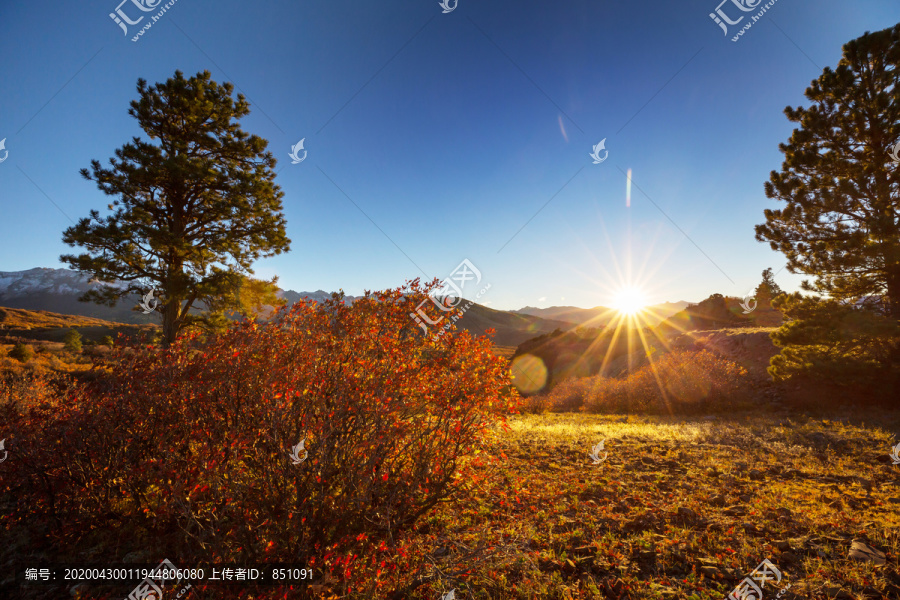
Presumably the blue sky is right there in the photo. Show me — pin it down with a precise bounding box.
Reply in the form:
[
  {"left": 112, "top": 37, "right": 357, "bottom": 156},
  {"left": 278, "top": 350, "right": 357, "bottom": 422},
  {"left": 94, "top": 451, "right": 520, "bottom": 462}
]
[{"left": 1, "top": 0, "right": 898, "bottom": 311}]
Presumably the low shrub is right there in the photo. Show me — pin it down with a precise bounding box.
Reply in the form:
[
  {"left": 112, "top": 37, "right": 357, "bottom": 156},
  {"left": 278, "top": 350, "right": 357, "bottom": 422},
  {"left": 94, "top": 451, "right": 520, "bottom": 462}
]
[
  {"left": 8, "top": 343, "right": 32, "bottom": 363},
  {"left": 543, "top": 377, "right": 592, "bottom": 413},
  {"left": 1, "top": 281, "right": 519, "bottom": 596},
  {"left": 519, "top": 391, "right": 551, "bottom": 413},
  {"left": 63, "top": 328, "right": 82, "bottom": 353},
  {"left": 542, "top": 349, "right": 750, "bottom": 414}
]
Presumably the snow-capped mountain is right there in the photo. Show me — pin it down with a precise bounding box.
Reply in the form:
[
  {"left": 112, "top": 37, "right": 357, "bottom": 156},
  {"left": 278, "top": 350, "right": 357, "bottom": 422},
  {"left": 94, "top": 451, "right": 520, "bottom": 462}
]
[
  {"left": 0, "top": 268, "right": 145, "bottom": 322},
  {"left": 0, "top": 268, "right": 360, "bottom": 323},
  {"left": 279, "top": 289, "right": 360, "bottom": 306},
  {"left": 0, "top": 267, "right": 125, "bottom": 297}
]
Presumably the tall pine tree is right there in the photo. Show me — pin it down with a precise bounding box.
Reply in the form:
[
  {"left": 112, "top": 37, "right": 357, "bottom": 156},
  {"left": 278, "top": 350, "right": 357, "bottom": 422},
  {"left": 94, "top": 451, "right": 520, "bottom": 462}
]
[
  {"left": 754, "top": 267, "right": 784, "bottom": 308},
  {"left": 61, "top": 71, "right": 290, "bottom": 345},
  {"left": 755, "top": 24, "right": 900, "bottom": 319}
]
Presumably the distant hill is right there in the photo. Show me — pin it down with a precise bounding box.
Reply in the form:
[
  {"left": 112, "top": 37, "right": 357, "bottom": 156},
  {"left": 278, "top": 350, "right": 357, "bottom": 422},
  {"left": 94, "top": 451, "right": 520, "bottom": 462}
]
[
  {"left": 658, "top": 294, "right": 780, "bottom": 333},
  {"left": 507, "top": 295, "right": 784, "bottom": 394},
  {"left": 452, "top": 302, "right": 575, "bottom": 347},
  {"left": 279, "top": 289, "right": 361, "bottom": 306},
  {"left": 513, "top": 301, "right": 689, "bottom": 327},
  {"left": 0, "top": 306, "right": 156, "bottom": 344},
  {"left": 0, "top": 268, "right": 572, "bottom": 348}
]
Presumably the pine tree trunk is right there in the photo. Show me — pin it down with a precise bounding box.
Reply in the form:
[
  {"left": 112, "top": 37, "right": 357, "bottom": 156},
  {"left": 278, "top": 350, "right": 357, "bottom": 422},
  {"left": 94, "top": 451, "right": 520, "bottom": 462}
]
[
  {"left": 162, "top": 301, "right": 178, "bottom": 347},
  {"left": 888, "top": 272, "right": 900, "bottom": 322},
  {"left": 887, "top": 272, "right": 900, "bottom": 390}
]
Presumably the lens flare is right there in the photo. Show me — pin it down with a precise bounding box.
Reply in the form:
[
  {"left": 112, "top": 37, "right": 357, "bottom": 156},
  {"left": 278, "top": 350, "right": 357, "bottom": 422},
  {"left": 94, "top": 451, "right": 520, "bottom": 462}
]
[{"left": 626, "top": 168, "right": 632, "bottom": 207}]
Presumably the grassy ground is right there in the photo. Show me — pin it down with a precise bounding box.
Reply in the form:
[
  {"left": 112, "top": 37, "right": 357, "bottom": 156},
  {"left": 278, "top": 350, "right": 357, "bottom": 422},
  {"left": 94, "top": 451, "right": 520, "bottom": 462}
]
[
  {"left": 397, "top": 409, "right": 900, "bottom": 599},
  {"left": 0, "top": 341, "right": 97, "bottom": 376},
  {"left": 493, "top": 345, "right": 518, "bottom": 359},
  {"left": 0, "top": 307, "right": 154, "bottom": 340}
]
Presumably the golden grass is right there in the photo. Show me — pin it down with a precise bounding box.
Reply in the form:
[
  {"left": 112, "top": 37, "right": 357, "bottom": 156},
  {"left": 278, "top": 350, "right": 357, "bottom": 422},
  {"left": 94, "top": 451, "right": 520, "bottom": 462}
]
[{"left": 391, "top": 409, "right": 900, "bottom": 598}]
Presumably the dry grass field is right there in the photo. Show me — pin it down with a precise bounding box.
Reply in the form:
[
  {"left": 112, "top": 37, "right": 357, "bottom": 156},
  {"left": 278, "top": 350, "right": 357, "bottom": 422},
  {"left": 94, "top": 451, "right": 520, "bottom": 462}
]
[{"left": 397, "top": 410, "right": 900, "bottom": 598}]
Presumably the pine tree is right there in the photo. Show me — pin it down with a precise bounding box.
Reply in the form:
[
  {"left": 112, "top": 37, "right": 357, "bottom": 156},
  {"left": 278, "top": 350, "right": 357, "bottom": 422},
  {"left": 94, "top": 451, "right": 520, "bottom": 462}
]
[
  {"left": 61, "top": 70, "right": 291, "bottom": 345},
  {"left": 195, "top": 270, "right": 286, "bottom": 335},
  {"left": 63, "top": 328, "right": 83, "bottom": 353},
  {"left": 755, "top": 24, "right": 900, "bottom": 320},
  {"left": 754, "top": 267, "right": 784, "bottom": 308},
  {"left": 769, "top": 293, "right": 900, "bottom": 388}
]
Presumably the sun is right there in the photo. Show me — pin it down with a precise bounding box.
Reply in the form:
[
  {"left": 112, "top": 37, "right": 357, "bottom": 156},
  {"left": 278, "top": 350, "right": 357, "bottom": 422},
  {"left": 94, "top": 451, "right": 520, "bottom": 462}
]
[{"left": 612, "top": 287, "right": 648, "bottom": 316}]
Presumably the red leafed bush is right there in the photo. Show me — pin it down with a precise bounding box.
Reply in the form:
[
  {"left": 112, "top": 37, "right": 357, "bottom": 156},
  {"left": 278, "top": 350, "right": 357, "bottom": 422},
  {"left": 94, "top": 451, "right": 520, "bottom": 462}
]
[
  {"left": 1, "top": 281, "right": 519, "bottom": 596},
  {"left": 535, "top": 349, "right": 750, "bottom": 414}
]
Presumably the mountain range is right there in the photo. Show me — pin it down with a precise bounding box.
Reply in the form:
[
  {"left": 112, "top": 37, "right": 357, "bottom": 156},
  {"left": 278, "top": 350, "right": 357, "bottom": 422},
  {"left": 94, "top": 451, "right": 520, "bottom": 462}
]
[
  {"left": 0, "top": 268, "right": 592, "bottom": 346},
  {"left": 512, "top": 302, "right": 689, "bottom": 327}
]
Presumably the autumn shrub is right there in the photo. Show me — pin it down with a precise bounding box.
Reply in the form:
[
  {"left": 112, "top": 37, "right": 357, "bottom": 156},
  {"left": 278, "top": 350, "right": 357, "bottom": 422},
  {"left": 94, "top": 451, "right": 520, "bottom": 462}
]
[
  {"left": 8, "top": 343, "right": 32, "bottom": 363},
  {"left": 1, "top": 281, "right": 519, "bottom": 596},
  {"left": 542, "top": 376, "right": 591, "bottom": 412},
  {"left": 0, "top": 370, "right": 69, "bottom": 419},
  {"left": 572, "top": 349, "right": 750, "bottom": 414},
  {"left": 519, "top": 391, "right": 551, "bottom": 413},
  {"left": 63, "top": 328, "right": 83, "bottom": 353}
]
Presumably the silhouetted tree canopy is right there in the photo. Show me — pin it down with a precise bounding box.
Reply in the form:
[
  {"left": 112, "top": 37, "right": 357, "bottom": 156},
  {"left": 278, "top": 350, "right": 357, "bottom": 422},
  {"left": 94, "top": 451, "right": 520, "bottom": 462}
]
[
  {"left": 756, "top": 23, "right": 900, "bottom": 319},
  {"left": 61, "top": 70, "right": 290, "bottom": 345}
]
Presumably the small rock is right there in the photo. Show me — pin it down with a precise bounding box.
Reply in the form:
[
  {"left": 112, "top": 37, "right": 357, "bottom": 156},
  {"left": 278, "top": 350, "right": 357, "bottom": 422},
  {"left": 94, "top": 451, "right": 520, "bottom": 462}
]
[
  {"left": 772, "top": 540, "right": 792, "bottom": 552},
  {"left": 700, "top": 565, "right": 722, "bottom": 577},
  {"left": 705, "top": 468, "right": 720, "bottom": 478},
  {"left": 887, "top": 497, "right": 900, "bottom": 504},
  {"left": 677, "top": 507, "right": 698, "bottom": 521},
  {"left": 780, "top": 551, "right": 799, "bottom": 564},
  {"left": 709, "top": 494, "right": 726, "bottom": 507},
  {"left": 749, "top": 469, "right": 764, "bottom": 481},
  {"left": 849, "top": 541, "right": 886, "bottom": 565}
]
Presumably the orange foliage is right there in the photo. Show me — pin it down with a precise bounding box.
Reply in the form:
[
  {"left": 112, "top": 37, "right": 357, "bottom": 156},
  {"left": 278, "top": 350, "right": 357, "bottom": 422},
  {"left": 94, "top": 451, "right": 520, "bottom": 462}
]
[
  {"left": 539, "top": 349, "right": 750, "bottom": 414},
  {"left": 1, "top": 281, "right": 519, "bottom": 597}
]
